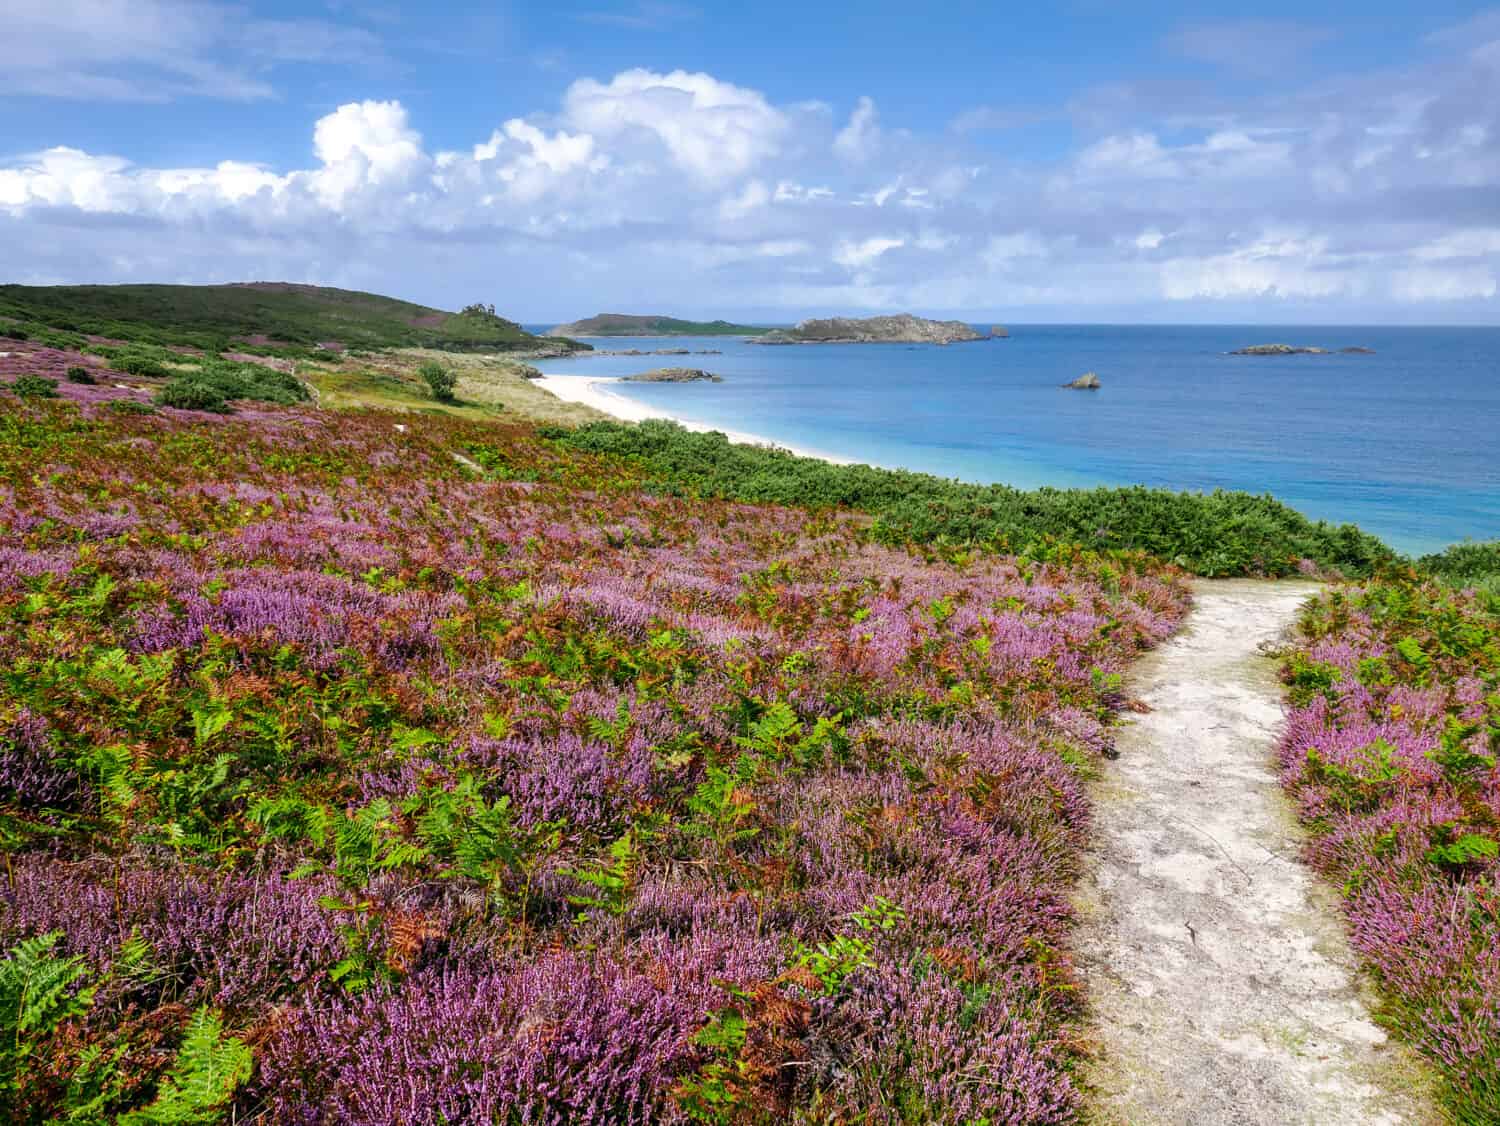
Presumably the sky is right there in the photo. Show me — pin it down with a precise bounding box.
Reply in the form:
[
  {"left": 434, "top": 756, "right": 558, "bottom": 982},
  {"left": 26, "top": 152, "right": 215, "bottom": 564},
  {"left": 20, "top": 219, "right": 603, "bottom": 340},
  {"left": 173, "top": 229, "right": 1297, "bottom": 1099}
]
[{"left": 4, "top": 1, "right": 1500, "bottom": 323}]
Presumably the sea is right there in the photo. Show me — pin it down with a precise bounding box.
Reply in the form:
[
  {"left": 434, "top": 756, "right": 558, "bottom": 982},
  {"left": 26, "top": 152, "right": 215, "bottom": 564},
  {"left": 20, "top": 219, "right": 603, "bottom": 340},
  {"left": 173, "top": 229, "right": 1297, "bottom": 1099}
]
[{"left": 526, "top": 325, "right": 1500, "bottom": 556}]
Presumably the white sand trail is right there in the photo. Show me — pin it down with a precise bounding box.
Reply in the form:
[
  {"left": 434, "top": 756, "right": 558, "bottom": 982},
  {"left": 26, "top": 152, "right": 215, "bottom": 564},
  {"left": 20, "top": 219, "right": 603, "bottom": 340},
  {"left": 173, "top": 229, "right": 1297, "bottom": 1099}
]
[{"left": 1077, "top": 579, "right": 1438, "bottom": 1125}]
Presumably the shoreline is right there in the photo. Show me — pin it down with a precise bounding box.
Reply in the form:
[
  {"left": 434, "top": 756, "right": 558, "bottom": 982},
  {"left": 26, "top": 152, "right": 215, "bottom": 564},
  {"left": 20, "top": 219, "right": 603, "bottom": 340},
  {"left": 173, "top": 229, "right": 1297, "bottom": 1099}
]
[{"left": 532, "top": 374, "right": 861, "bottom": 465}]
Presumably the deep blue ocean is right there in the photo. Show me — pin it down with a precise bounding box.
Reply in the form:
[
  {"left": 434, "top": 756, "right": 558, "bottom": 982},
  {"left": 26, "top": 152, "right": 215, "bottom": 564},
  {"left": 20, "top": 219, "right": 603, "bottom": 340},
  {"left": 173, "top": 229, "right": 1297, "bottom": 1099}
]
[{"left": 528, "top": 325, "right": 1500, "bottom": 555}]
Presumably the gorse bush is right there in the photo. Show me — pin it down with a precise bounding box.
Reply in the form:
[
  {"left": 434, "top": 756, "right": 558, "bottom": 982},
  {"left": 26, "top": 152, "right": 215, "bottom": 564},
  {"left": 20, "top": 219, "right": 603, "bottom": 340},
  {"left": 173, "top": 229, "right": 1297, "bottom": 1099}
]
[
  {"left": 1418, "top": 541, "right": 1500, "bottom": 596},
  {"left": 178, "top": 358, "right": 309, "bottom": 406},
  {"left": 155, "top": 378, "right": 232, "bottom": 413},
  {"left": 109, "top": 351, "right": 172, "bottom": 378},
  {"left": 7, "top": 375, "right": 58, "bottom": 399},
  {"left": 106, "top": 399, "right": 156, "bottom": 415},
  {"left": 418, "top": 360, "right": 458, "bottom": 402},
  {"left": 549, "top": 419, "right": 1398, "bottom": 578}
]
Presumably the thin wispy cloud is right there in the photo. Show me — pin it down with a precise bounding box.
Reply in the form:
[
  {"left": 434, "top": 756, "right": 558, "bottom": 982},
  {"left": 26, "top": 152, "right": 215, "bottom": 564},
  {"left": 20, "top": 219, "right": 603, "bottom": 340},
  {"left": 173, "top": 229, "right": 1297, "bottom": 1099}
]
[
  {"left": 572, "top": 2, "right": 701, "bottom": 30},
  {"left": 947, "top": 105, "right": 1055, "bottom": 134},
  {"left": 1166, "top": 20, "right": 1339, "bottom": 77},
  {"left": 5, "top": 0, "right": 386, "bottom": 102}
]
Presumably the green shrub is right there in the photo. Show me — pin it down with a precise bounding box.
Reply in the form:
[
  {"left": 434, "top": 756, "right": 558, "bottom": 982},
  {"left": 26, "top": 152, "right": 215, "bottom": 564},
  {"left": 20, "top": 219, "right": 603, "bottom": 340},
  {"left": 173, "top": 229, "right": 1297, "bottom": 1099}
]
[
  {"left": 173, "top": 358, "right": 309, "bottom": 406},
  {"left": 66, "top": 365, "right": 96, "bottom": 384},
  {"left": 111, "top": 353, "right": 171, "bottom": 378},
  {"left": 418, "top": 361, "right": 458, "bottom": 403},
  {"left": 1418, "top": 541, "right": 1500, "bottom": 594},
  {"left": 1, "top": 327, "right": 27, "bottom": 341},
  {"left": 155, "top": 379, "right": 231, "bottom": 413},
  {"left": 549, "top": 419, "right": 1399, "bottom": 578},
  {"left": 8, "top": 374, "right": 58, "bottom": 399},
  {"left": 107, "top": 399, "right": 156, "bottom": 415}
]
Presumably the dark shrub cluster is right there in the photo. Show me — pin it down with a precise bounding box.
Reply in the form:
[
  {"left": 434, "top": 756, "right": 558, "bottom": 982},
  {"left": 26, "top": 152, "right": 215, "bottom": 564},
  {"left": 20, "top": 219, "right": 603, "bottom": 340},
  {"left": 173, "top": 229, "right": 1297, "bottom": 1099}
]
[
  {"left": 6, "top": 374, "right": 58, "bottom": 399},
  {"left": 1418, "top": 541, "right": 1500, "bottom": 596},
  {"left": 155, "top": 378, "right": 233, "bottom": 413},
  {"left": 418, "top": 360, "right": 458, "bottom": 402}
]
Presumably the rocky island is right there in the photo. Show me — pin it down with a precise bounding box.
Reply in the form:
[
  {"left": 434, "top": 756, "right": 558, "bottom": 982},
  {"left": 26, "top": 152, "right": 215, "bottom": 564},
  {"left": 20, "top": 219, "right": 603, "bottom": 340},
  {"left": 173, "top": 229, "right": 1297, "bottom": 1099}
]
[
  {"left": 548, "top": 313, "right": 770, "bottom": 337},
  {"left": 755, "top": 313, "right": 984, "bottom": 345},
  {"left": 1063, "top": 372, "right": 1101, "bottom": 390},
  {"left": 1231, "top": 343, "right": 1376, "bottom": 355},
  {"left": 618, "top": 368, "right": 723, "bottom": 383}
]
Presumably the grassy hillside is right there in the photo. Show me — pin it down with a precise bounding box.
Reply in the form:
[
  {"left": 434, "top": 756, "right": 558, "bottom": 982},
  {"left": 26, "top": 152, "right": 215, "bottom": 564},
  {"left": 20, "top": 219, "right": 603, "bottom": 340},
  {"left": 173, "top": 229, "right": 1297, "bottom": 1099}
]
[
  {"left": 548, "top": 312, "right": 772, "bottom": 336},
  {"left": 0, "top": 283, "right": 585, "bottom": 356}
]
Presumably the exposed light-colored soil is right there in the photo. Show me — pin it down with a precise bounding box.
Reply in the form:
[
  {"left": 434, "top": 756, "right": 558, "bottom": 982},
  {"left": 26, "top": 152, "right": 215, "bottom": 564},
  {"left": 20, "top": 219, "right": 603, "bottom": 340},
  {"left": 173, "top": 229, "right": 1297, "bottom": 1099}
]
[{"left": 1076, "top": 579, "right": 1439, "bottom": 1125}]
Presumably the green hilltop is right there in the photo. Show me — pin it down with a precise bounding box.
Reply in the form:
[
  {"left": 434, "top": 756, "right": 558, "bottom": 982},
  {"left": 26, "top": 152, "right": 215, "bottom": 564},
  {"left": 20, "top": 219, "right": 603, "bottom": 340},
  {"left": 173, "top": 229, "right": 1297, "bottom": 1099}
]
[{"left": 0, "top": 282, "right": 586, "bottom": 355}]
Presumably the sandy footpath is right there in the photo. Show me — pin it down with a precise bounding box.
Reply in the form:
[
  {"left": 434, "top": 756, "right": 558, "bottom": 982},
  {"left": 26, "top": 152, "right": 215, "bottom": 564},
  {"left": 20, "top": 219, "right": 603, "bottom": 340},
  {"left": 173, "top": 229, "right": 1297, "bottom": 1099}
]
[
  {"left": 1076, "top": 579, "right": 1438, "bottom": 1125},
  {"left": 532, "top": 374, "right": 859, "bottom": 464}
]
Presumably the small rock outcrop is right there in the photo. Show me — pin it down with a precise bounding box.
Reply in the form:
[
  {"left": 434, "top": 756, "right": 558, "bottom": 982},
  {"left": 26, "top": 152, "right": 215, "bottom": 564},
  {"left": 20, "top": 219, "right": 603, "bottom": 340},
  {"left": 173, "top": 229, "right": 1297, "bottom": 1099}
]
[
  {"left": 619, "top": 368, "right": 723, "bottom": 383},
  {"left": 991, "top": 326, "right": 1010, "bottom": 339},
  {"left": 1339, "top": 346, "right": 1376, "bottom": 354},
  {"left": 756, "top": 314, "right": 983, "bottom": 345},
  {"left": 1063, "top": 372, "right": 1101, "bottom": 390},
  {"left": 1230, "top": 343, "right": 1329, "bottom": 355}
]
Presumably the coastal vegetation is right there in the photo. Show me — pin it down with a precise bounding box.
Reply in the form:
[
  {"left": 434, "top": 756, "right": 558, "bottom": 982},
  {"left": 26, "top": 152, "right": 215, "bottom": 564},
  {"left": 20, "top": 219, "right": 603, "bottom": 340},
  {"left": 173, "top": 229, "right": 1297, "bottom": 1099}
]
[
  {"left": 0, "top": 369, "right": 1188, "bottom": 1121},
  {"left": 549, "top": 419, "right": 1396, "bottom": 578},
  {"left": 1418, "top": 541, "right": 1500, "bottom": 596},
  {"left": 547, "top": 313, "right": 771, "bottom": 337},
  {"left": 3, "top": 284, "right": 1494, "bottom": 1122},
  {"left": 1278, "top": 573, "right": 1500, "bottom": 1120}
]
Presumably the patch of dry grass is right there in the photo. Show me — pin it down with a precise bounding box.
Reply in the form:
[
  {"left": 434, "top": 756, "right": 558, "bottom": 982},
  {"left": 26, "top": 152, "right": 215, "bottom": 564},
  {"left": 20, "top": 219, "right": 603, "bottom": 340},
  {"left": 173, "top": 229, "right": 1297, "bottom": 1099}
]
[{"left": 298, "top": 348, "right": 606, "bottom": 425}]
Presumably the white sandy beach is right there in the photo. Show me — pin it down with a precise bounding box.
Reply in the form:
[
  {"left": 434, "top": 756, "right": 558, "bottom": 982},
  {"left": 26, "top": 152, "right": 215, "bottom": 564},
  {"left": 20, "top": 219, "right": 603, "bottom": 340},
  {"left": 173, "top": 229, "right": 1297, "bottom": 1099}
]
[{"left": 533, "top": 374, "right": 859, "bottom": 465}]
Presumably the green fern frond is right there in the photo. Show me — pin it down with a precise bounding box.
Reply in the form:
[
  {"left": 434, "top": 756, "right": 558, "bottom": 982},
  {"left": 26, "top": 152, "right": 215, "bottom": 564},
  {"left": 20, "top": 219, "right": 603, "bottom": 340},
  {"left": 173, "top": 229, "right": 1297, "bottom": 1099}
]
[{"left": 117, "top": 1007, "right": 251, "bottom": 1125}]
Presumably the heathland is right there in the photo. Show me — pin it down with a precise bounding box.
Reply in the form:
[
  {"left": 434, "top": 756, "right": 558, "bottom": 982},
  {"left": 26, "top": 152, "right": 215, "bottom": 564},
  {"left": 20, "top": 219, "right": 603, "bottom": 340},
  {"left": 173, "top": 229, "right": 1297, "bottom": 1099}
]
[{"left": 1, "top": 283, "right": 1496, "bottom": 1124}]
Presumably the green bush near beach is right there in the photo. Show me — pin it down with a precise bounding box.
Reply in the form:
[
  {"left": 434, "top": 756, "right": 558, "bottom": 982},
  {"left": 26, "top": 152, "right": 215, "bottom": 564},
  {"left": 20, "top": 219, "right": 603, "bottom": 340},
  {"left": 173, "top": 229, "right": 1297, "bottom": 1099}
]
[
  {"left": 1418, "top": 540, "right": 1500, "bottom": 596},
  {"left": 548, "top": 419, "right": 1397, "bottom": 577}
]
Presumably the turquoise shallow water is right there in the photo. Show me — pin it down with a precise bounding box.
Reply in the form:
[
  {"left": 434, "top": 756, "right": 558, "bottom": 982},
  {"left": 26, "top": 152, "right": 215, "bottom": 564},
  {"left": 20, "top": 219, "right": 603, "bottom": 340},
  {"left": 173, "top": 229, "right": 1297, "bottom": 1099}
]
[{"left": 530, "top": 325, "right": 1500, "bottom": 555}]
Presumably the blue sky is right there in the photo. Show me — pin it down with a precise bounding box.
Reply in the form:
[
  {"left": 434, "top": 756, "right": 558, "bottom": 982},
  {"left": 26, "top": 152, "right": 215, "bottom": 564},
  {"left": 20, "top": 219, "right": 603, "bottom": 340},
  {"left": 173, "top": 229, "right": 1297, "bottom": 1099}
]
[{"left": 4, "top": 1, "right": 1500, "bottom": 322}]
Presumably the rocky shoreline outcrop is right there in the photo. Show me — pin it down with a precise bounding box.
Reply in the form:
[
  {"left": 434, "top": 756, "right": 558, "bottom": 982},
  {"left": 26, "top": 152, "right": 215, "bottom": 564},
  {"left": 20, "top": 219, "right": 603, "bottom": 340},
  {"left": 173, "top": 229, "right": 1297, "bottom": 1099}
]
[
  {"left": 755, "top": 314, "right": 984, "bottom": 345},
  {"left": 619, "top": 368, "right": 723, "bottom": 383},
  {"left": 576, "top": 348, "right": 723, "bottom": 357}
]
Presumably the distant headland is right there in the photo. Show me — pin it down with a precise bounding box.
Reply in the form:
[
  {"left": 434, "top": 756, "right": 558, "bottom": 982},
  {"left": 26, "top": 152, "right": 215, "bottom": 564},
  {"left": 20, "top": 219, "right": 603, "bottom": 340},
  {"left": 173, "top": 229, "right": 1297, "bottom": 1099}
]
[
  {"left": 755, "top": 313, "right": 985, "bottom": 345},
  {"left": 547, "top": 313, "right": 772, "bottom": 337}
]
